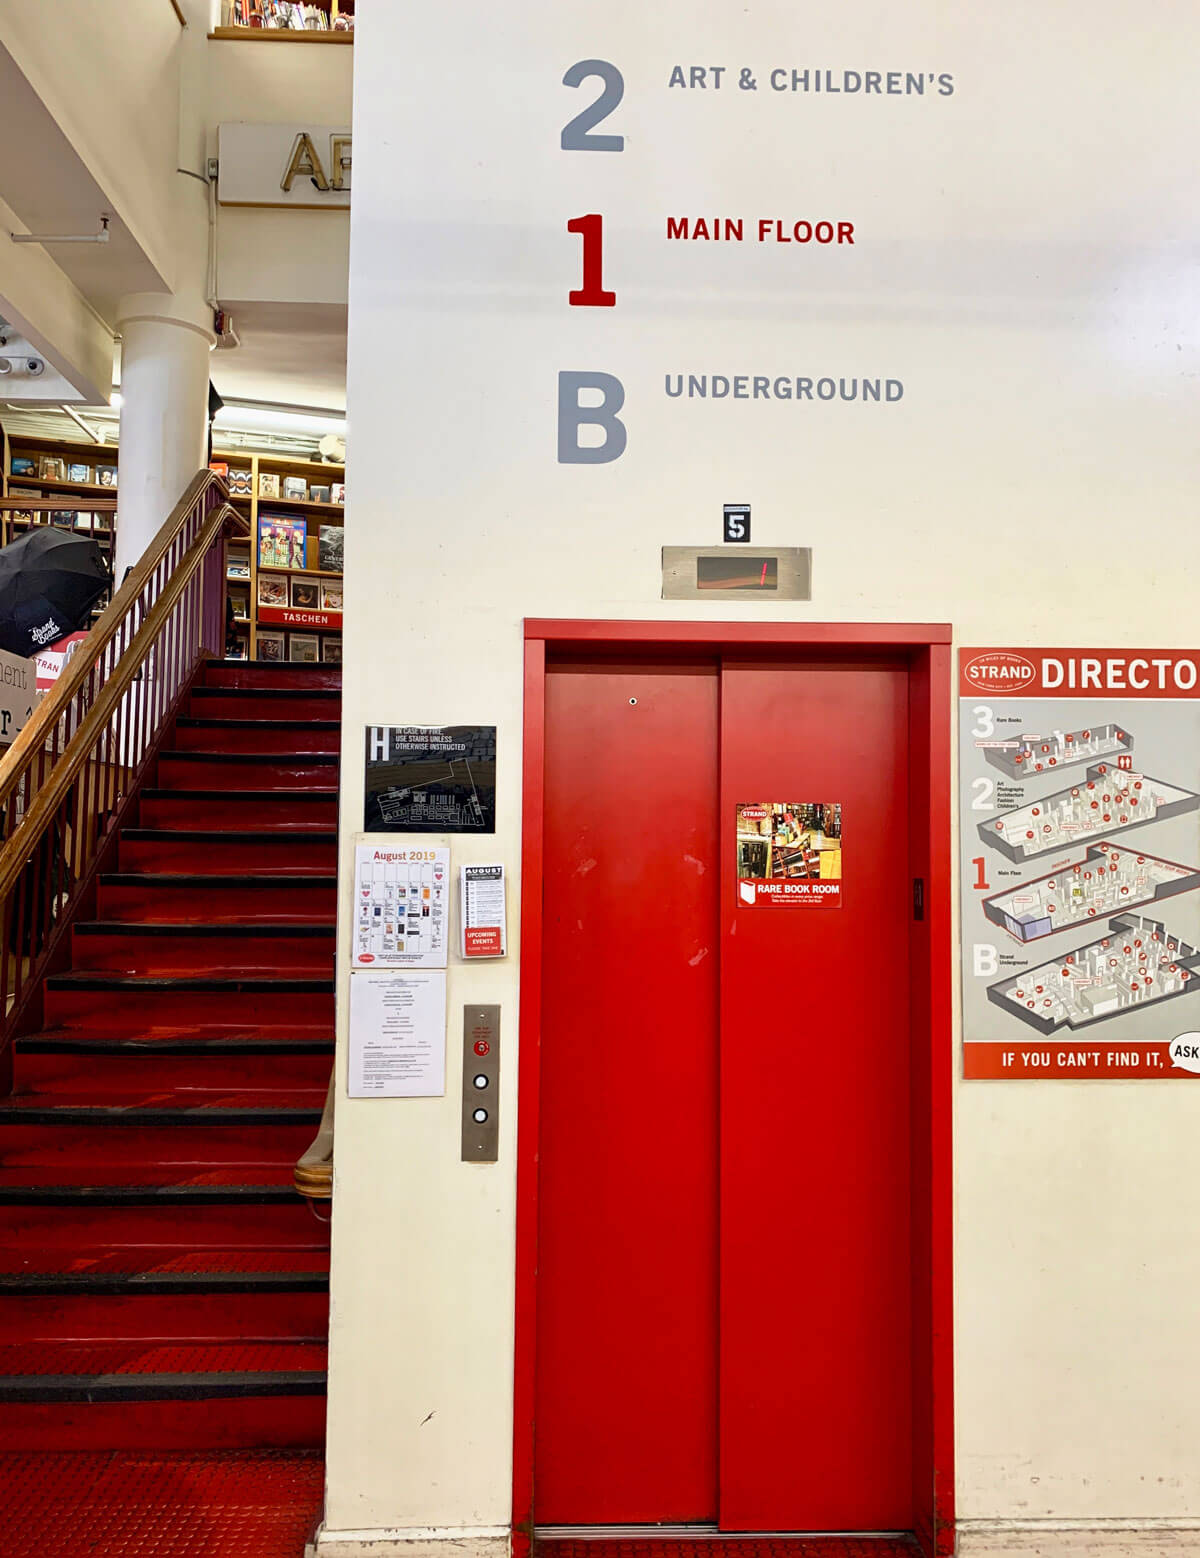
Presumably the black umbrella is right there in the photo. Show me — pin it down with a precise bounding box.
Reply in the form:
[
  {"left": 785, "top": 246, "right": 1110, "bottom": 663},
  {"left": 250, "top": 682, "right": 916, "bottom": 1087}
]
[{"left": 0, "top": 528, "right": 111, "bottom": 657}]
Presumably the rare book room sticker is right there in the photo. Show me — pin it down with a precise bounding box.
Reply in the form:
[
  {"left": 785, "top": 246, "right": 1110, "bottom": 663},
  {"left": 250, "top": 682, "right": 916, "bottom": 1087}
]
[
  {"left": 735, "top": 801, "right": 843, "bottom": 907},
  {"left": 364, "top": 726, "right": 496, "bottom": 834}
]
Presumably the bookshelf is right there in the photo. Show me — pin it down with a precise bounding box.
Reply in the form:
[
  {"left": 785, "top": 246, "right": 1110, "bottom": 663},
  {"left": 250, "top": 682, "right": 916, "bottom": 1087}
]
[
  {"left": 0, "top": 428, "right": 344, "bottom": 659},
  {"left": 212, "top": 450, "right": 344, "bottom": 665},
  {"left": 212, "top": 1, "right": 354, "bottom": 36},
  {"left": 1, "top": 429, "right": 120, "bottom": 621}
]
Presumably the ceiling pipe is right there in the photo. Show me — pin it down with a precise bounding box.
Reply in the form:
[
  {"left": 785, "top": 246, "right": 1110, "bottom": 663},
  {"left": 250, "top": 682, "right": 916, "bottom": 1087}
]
[{"left": 10, "top": 215, "right": 110, "bottom": 246}]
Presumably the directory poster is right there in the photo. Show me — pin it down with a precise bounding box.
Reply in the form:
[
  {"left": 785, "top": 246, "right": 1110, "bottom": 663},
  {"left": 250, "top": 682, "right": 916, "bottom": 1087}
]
[{"left": 959, "top": 649, "right": 1200, "bottom": 1079}]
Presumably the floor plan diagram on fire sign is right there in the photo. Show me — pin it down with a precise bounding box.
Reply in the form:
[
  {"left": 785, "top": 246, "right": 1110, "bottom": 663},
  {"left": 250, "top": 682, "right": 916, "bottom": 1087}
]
[
  {"left": 982, "top": 721, "right": 1135, "bottom": 780},
  {"left": 987, "top": 912, "right": 1200, "bottom": 1034},
  {"left": 979, "top": 765, "right": 1200, "bottom": 862},
  {"left": 983, "top": 844, "right": 1200, "bottom": 944}
]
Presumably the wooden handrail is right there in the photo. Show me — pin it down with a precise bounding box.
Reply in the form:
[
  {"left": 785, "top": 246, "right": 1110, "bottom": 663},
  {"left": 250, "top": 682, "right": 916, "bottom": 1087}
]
[
  {"left": 0, "top": 470, "right": 234, "bottom": 802},
  {"left": 0, "top": 497, "right": 241, "bottom": 902}
]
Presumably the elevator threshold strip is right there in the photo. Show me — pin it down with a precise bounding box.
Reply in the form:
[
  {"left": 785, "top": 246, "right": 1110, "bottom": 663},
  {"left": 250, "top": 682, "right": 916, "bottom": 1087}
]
[
  {"left": 535, "top": 1539, "right": 916, "bottom": 1558},
  {"left": 535, "top": 1528, "right": 916, "bottom": 1555},
  {"left": 536, "top": 1529, "right": 911, "bottom": 1540}
]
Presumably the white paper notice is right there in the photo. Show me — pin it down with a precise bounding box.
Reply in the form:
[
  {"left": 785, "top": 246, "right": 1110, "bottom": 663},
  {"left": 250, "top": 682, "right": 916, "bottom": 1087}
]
[
  {"left": 348, "top": 970, "right": 446, "bottom": 1098},
  {"left": 460, "top": 863, "right": 507, "bottom": 958},
  {"left": 353, "top": 844, "right": 449, "bottom": 968}
]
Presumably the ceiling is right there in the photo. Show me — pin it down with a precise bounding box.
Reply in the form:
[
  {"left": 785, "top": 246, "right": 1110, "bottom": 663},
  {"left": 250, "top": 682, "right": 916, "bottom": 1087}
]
[
  {"left": 0, "top": 46, "right": 167, "bottom": 323},
  {"left": 209, "top": 300, "right": 347, "bottom": 414}
]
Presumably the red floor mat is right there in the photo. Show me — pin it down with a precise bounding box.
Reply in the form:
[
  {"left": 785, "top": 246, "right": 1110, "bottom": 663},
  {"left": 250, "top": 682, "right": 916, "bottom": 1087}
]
[{"left": 2, "top": 1449, "right": 322, "bottom": 1557}]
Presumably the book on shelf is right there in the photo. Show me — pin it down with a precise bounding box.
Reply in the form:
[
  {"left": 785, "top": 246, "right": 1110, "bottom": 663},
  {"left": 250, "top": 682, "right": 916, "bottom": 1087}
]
[
  {"left": 226, "top": 638, "right": 249, "bottom": 661},
  {"left": 257, "top": 515, "right": 307, "bottom": 569},
  {"left": 259, "top": 473, "right": 281, "bottom": 499},
  {"left": 96, "top": 466, "right": 117, "bottom": 487},
  {"left": 209, "top": 461, "right": 230, "bottom": 480},
  {"left": 290, "top": 578, "right": 321, "bottom": 609},
  {"left": 226, "top": 558, "right": 250, "bottom": 580},
  {"left": 257, "top": 576, "right": 289, "bottom": 608},
  {"left": 321, "top": 637, "right": 343, "bottom": 663},
  {"left": 317, "top": 524, "right": 343, "bottom": 572},
  {"left": 283, "top": 476, "right": 308, "bottom": 501},
  {"left": 51, "top": 511, "right": 76, "bottom": 530},
  {"left": 9, "top": 487, "right": 37, "bottom": 498},
  {"left": 229, "top": 469, "right": 253, "bottom": 496},
  {"left": 289, "top": 632, "right": 320, "bottom": 663},
  {"left": 10, "top": 457, "right": 35, "bottom": 478},
  {"left": 67, "top": 463, "right": 92, "bottom": 484},
  {"left": 331, "top": 482, "right": 346, "bottom": 504},
  {"left": 309, "top": 484, "right": 332, "bottom": 504},
  {"left": 320, "top": 581, "right": 343, "bottom": 611},
  {"left": 256, "top": 630, "right": 285, "bottom": 662},
  {"left": 39, "top": 456, "right": 67, "bottom": 481}
]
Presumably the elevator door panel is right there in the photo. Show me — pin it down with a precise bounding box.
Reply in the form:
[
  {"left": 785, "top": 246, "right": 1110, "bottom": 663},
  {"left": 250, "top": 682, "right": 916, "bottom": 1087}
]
[
  {"left": 535, "top": 662, "right": 720, "bottom": 1524},
  {"left": 718, "top": 661, "right": 913, "bottom": 1532}
]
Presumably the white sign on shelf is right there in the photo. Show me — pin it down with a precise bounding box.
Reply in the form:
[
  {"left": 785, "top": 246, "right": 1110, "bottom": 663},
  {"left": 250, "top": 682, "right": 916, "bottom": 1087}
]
[
  {"left": 353, "top": 843, "right": 449, "bottom": 968},
  {"left": 348, "top": 969, "right": 447, "bottom": 1098}
]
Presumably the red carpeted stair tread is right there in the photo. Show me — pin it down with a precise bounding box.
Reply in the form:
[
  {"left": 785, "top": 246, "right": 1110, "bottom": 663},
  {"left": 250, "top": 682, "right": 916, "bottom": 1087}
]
[
  {"left": 0, "top": 659, "right": 336, "bottom": 1462},
  {"left": 0, "top": 1249, "right": 330, "bottom": 1276},
  {"left": 0, "top": 1341, "right": 327, "bottom": 1376},
  {"left": 6, "top": 1089, "right": 327, "bottom": 1110},
  {"left": 22, "top": 1025, "right": 335, "bottom": 1045},
  {"left": 0, "top": 1166, "right": 299, "bottom": 1188},
  {"left": 1, "top": 1449, "right": 324, "bottom": 1558}
]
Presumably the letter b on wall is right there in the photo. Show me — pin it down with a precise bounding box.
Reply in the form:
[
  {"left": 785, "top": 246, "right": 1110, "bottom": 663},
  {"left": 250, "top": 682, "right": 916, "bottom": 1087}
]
[{"left": 558, "top": 371, "right": 627, "bottom": 463}]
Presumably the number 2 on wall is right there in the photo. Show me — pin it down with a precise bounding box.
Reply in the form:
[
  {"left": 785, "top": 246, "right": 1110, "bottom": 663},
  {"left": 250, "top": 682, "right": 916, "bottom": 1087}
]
[
  {"left": 568, "top": 215, "right": 616, "bottom": 307},
  {"left": 561, "top": 60, "right": 625, "bottom": 151}
]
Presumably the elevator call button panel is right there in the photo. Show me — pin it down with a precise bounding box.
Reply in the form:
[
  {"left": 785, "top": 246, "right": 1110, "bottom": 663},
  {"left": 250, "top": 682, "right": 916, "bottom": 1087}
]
[{"left": 461, "top": 1005, "right": 500, "bottom": 1162}]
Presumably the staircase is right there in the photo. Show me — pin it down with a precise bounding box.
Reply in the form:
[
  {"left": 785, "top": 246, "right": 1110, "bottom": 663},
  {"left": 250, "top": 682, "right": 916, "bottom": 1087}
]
[{"left": 0, "top": 658, "right": 338, "bottom": 1550}]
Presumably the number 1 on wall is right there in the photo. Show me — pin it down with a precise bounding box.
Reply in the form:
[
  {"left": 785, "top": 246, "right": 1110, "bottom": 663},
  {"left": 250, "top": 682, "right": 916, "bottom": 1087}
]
[{"left": 568, "top": 214, "right": 616, "bottom": 307}]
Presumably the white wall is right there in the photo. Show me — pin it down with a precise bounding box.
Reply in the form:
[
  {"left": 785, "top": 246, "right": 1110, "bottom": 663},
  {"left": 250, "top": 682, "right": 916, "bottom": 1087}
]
[
  {"left": 208, "top": 34, "right": 352, "bottom": 306},
  {"left": 331, "top": 2, "right": 1200, "bottom": 1551}
]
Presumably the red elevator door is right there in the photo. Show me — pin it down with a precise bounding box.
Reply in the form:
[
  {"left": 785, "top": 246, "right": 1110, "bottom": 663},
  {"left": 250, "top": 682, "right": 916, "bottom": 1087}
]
[
  {"left": 536, "top": 661, "right": 720, "bottom": 1524},
  {"left": 534, "top": 656, "right": 913, "bottom": 1533}
]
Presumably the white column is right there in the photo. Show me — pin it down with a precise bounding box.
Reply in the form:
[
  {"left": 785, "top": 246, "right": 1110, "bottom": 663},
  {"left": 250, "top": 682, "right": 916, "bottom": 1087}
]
[{"left": 113, "top": 293, "right": 215, "bottom": 583}]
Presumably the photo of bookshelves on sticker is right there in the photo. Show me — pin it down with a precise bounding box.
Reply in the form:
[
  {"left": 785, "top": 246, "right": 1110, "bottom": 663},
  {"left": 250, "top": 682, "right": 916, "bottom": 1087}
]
[{"left": 214, "top": 450, "right": 345, "bottom": 664}]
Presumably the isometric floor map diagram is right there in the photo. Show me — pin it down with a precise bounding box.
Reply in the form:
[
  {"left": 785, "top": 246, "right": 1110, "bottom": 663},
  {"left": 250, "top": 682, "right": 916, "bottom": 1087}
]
[
  {"left": 983, "top": 843, "right": 1200, "bottom": 943},
  {"left": 979, "top": 764, "right": 1200, "bottom": 862},
  {"left": 987, "top": 912, "right": 1200, "bottom": 1034},
  {"left": 983, "top": 722, "right": 1134, "bottom": 780}
]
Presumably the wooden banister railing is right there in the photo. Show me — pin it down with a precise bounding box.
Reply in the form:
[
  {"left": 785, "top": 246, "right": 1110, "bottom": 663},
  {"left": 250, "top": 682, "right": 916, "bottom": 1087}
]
[{"left": 0, "top": 470, "right": 245, "bottom": 1055}]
